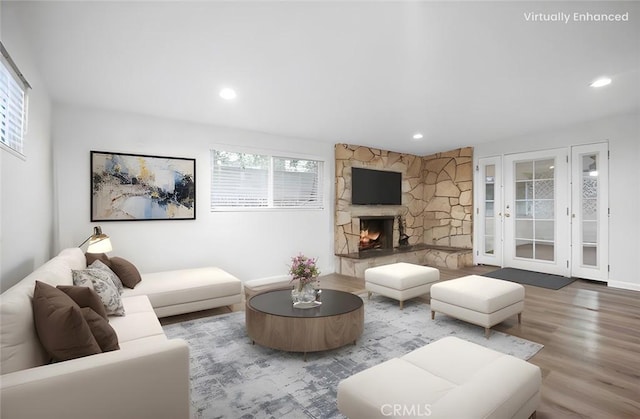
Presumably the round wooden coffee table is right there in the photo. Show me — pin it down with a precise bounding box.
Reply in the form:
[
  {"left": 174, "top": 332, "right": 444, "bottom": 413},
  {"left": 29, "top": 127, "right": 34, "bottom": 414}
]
[{"left": 246, "top": 289, "right": 364, "bottom": 359}]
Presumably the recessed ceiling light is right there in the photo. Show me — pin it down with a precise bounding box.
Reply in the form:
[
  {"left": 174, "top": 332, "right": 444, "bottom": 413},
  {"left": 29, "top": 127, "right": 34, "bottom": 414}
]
[
  {"left": 412, "top": 133, "right": 424, "bottom": 140},
  {"left": 590, "top": 77, "right": 612, "bottom": 88},
  {"left": 219, "top": 87, "right": 237, "bottom": 100}
]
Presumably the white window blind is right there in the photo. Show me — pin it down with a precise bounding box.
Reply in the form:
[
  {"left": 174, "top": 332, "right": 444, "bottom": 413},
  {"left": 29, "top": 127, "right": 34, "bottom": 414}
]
[
  {"left": 211, "top": 150, "right": 269, "bottom": 207},
  {"left": 273, "top": 157, "right": 322, "bottom": 207},
  {"left": 0, "top": 43, "right": 29, "bottom": 157},
  {"left": 211, "top": 150, "right": 323, "bottom": 210}
]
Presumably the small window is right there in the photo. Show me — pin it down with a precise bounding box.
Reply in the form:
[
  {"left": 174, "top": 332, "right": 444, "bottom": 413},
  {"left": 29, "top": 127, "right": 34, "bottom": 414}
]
[
  {"left": 211, "top": 150, "right": 270, "bottom": 207},
  {"left": 0, "top": 42, "right": 30, "bottom": 158},
  {"left": 211, "top": 149, "right": 323, "bottom": 210}
]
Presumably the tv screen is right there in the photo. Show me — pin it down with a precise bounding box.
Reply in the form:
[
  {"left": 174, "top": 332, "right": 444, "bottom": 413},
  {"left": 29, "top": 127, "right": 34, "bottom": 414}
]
[{"left": 351, "top": 167, "right": 402, "bottom": 205}]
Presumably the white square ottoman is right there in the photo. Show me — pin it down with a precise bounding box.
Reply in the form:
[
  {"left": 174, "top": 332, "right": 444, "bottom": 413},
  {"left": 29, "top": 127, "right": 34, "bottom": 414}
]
[
  {"left": 430, "top": 275, "right": 525, "bottom": 338},
  {"left": 365, "top": 262, "right": 440, "bottom": 309}
]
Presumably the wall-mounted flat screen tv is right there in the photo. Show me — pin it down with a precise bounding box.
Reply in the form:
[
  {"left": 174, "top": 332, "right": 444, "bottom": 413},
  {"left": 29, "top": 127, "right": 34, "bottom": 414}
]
[{"left": 351, "top": 167, "right": 402, "bottom": 205}]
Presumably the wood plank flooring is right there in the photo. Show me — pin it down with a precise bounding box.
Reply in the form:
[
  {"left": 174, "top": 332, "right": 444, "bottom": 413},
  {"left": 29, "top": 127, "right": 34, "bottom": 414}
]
[{"left": 160, "top": 265, "right": 640, "bottom": 418}]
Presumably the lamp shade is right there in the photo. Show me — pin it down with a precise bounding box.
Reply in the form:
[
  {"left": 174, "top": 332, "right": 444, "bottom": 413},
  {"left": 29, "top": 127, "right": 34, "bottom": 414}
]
[
  {"left": 79, "top": 226, "right": 113, "bottom": 254},
  {"left": 87, "top": 236, "right": 112, "bottom": 253}
]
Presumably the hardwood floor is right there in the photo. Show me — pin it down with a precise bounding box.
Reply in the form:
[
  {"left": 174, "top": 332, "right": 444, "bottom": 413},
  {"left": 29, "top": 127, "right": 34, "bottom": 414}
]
[{"left": 160, "top": 266, "right": 640, "bottom": 418}]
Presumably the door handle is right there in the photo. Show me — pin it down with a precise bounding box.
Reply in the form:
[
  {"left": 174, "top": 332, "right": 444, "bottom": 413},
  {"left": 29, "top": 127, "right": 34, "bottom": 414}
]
[{"left": 505, "top": 213, "right": 511, "bottom": 217}]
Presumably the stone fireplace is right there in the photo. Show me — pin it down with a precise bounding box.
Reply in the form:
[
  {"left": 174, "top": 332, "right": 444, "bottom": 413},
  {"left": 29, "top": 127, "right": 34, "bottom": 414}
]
[{"left": 334, "top": 144, "right": 475, "bottom": 278}]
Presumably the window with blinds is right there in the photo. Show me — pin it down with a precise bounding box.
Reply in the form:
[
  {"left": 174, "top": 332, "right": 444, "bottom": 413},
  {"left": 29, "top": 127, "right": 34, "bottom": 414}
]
[
  {"left": 211, "top": 150, "right": 323, "bottom": 210},
  {"left": 1, "top": 43, "right": 29, "bottom": 157}
]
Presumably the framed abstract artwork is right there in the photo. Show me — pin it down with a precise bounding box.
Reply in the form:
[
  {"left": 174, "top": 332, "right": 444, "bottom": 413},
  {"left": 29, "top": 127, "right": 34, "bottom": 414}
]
[{"left": 91, "top": 151, "right": 196, "bottom": 221}]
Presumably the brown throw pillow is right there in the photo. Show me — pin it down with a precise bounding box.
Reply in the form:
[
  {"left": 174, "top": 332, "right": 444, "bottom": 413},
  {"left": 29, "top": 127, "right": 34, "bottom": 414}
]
[
  {"left": 81, "top": 307, "right": 120, "bottom": 352},
  {"left": 85, "top": 253, "right": 111, "bottom": 268},
  {"left": 32, "top": 281, "right": 102, "bottom": 362},
  {"left": 110, "top": 257, "right": 142, "bottom": 288},
  {"left": 57, "top": 285, "right": 108, "bottom": 320}
]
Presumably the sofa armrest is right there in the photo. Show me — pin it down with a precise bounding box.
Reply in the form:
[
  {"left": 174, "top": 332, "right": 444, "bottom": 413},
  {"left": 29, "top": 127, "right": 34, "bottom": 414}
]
[{"left": 1, "top": 338, "right": 190, "bottom": 419}]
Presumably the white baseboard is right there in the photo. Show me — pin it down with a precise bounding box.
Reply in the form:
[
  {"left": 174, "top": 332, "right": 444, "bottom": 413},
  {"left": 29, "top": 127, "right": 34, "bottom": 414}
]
[{"left": 607, "top": 280, "right": 640, "bottom": 292}]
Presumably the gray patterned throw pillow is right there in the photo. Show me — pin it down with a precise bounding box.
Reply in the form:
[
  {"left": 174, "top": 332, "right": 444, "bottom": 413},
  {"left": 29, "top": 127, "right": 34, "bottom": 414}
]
[
  {"left": 89, "top": 259, "right": 124, "bottom": 294},
  {"left": 72, "top": 269, "right": 95, "bottom": 289},
  {"left": 72, "top": 269, "right": 125, "bottom": 316}
]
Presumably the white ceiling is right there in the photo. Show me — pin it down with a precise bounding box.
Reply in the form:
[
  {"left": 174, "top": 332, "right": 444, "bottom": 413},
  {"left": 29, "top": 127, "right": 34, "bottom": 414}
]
[{"left": 5, "top": 1, "right": 640, "bottom": 155}]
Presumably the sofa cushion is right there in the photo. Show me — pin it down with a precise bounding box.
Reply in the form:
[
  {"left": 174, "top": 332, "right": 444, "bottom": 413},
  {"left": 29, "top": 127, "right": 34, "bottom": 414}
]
[
  {"left": 119, "top": 294, "right": 157, "bottom": 314},
  {"left": 401, "top": 335, "right": 504, "bottom": 385},
  {"left": 81, "top": 307, "right": 120, "bottom": 352},
  {"left": 109, "top": 296, "right": 165, "bottom": 344},
  {"left": 57, "top": 285, "right": 108, "bottom": 319},
  {"left": 337, "top": 357, "right": 456, "bottom": 419},
  {"left": 110, "top": 257, "right": 142, "bottom": 289},
  {"left": 89, "top": 259, "right": 124, "bottom": 294},
  {"left": 32, "top": 281, "right": 102, "bottom": 362},
  {"left": 430, "top": 355, "right": 542, "bottom": 418},
  {"left": 73, "top": 270, "right": 125, "bottom": 316}
]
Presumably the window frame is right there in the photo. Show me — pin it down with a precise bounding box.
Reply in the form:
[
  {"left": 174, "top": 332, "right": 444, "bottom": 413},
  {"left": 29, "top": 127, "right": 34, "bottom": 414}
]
[
  {"left": 0, "top": 42, "right": 30, "bottom": 159},
  {"left": 210, "top": 146, "right": 325, "bottom": 212}
]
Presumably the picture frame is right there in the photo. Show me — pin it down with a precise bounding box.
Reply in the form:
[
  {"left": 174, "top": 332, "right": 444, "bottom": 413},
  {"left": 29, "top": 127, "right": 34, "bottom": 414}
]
[{"left": 91, "top": 151, "right": 196, "bottom": 221}]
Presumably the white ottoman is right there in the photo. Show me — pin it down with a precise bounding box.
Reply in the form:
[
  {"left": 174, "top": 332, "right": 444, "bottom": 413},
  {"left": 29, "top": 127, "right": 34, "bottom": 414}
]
[
  {"left": 365, "top": 262, "right": 440, "bottom": 309},
  {"left": 337, "top": 336, "right": 542, "bottom": 419},
  {"left": 430, "top": 275, "right": 525, "bottom": 338}
]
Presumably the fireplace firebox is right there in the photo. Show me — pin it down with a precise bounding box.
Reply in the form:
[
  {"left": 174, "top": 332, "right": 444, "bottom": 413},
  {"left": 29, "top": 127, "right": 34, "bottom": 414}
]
[{"left": 359, "top": 216, "right": 394, "bottom": 254}]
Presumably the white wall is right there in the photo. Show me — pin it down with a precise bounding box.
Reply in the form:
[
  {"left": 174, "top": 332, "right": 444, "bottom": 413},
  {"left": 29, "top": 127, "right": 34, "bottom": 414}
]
[
  {"left": 475, "top": 112, "right": 640, "bottom": 291},
  {"left": 0, "top": 5, "right": 54, "bottom": 292},
  {"left": 52, "top": 104, "right": 335, "bottom": 282}
]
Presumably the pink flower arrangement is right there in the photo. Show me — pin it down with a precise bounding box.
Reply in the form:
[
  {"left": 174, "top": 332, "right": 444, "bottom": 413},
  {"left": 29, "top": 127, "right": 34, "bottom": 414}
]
[{"left": 289, "top": 253, "right": 320, "bottom": 288}]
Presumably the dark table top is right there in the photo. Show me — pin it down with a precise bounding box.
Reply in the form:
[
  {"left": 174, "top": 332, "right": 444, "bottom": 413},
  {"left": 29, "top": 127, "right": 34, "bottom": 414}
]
[{"left": 248, "top": 289, "right": 363, "bottom": 318}]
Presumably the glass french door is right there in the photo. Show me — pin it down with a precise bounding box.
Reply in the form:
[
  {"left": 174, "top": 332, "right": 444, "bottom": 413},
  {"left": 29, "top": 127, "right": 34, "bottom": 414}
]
[
  {"left": 475, "top": 144, "right": 609, "bottom": 281},
  {"left": 571, "top": 143, "right": 609, "bottom": 281},
  {"left": 503, "top": 149, "right": 570, "bottom": 276},
  {"left": 476, "top": 157, "right": 503, "bottom": 266}
]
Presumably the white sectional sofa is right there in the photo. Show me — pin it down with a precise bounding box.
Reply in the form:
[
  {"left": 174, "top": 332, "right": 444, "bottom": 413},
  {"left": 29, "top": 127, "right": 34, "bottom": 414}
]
[{"left": 0, "top": 248, "right": 243, "bottom": 419}]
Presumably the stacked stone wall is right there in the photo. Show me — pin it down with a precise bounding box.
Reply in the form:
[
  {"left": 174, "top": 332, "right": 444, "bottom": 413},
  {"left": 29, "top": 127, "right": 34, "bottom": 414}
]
[{"left": 422, "top": 147, "right": 474, "bottom": 248}]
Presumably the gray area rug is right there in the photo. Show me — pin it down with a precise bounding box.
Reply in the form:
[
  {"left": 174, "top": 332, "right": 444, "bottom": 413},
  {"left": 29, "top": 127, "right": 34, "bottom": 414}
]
[{"left": 163, "top": 295, "right": 543, "bottom": 419}]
